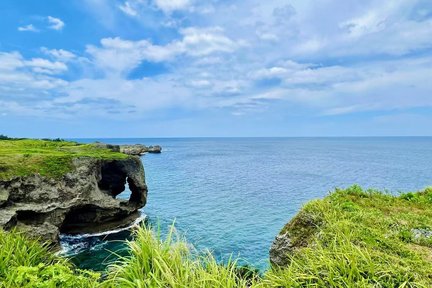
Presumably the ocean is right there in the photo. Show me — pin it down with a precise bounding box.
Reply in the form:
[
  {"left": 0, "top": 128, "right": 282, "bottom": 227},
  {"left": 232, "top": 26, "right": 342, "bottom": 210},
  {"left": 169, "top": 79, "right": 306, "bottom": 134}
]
[{"left": 63, "top": 137, "right": 432, "bottom": 271}]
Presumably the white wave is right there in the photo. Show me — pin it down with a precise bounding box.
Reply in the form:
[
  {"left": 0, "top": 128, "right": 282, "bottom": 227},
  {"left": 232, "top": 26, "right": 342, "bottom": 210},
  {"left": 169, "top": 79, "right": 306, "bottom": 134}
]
[
  {"left": 57, "top": 216, "right": 146, "bottom": 255},
  {"left": 61, "top": 215, "right": 146, "bottom": 239}
]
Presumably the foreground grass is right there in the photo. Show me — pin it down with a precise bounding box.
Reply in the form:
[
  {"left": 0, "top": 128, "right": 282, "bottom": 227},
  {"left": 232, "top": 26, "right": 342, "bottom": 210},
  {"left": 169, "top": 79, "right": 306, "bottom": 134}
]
[
  {"left": 104, "top": 226, "right": 257, "bottom": 288},
  {"left": 1, "top": 186, "right": 431, "bottom": 287},
  {"left": 0, "top": 139, "right": 128, "bottom": 180},
  {"left": 0, "top": 230, "right": 100, "bottom": 288},
  {"left": 260, "top": 185, "right": 432, "bottom": 287}
]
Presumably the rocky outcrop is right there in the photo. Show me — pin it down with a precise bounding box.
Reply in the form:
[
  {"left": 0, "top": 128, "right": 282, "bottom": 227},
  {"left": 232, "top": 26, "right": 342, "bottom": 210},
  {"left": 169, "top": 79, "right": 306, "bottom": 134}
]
[
  {"left": 269, "top": 209, "right": 322, "bottom": 267},
  {"left": 0, "top": 156, "right": 147, "bottom": 244},
  {"left": 119, "top": 144, "right": 147, "bottom": 155},
  {"left": 119, "top": 144, "right": 162, "bottom": 155},
  {"left": 147, "top": 145, "right": 162, "bottom": 153},
  {"left": 92, "top": 143, "right": 162, "bottom": 156}
]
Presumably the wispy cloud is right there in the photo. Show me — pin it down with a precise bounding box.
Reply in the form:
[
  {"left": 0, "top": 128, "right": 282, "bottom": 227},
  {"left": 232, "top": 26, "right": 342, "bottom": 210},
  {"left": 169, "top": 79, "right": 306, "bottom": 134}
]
[
  {"left": 17, "top": 24, "right": 39, "bottom": 32},
  {"left": 41, "top": 48, "right": 76, "bottom": 61},
  {"left": 47, "top": 16, "right": 65, "bottom": 30},
  {"left": 117, "top": 0, "right": 211, "bottom": 18},
  {"left": 118, "top": 1, "right": 138, "bottom": 16},
  {"left": 154, "top": 0, "right": 192, "bottom": 13}
]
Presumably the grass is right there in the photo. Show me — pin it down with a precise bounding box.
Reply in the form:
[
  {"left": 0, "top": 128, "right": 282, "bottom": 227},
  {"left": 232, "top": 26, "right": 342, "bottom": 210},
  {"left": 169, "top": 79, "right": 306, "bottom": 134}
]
[
  {"left": 1, "top": 186, "right": 431, "bottom": 287},
  {"left": 260, "top": 185, "right": 432, "bottom": 287},
  {"left": 0, "top": 229, "right": 100, "bottom": 288},
  {"left": 0, "top": 139, "right": 128, "bottom": 180},
  {"left": 103, "top": 225, "right": 259, "bottom": 288}
]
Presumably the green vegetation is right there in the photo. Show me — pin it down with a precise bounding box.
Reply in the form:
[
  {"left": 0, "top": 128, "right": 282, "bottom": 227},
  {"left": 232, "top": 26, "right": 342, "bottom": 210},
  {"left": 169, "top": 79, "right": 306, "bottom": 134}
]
[
  {"left": 1, "top": 186, "right": 432, "bottom": 287},
  {"left": 261, "top": 185, "right": 432, "bottom": 287},
  {"left": 0, "top": 139, "right": 128, "bottom": 180},
  {"left": 0, "top": 230, "right": 100, "bottom": 288},
  {"left": 0, "top": 135, "right": 13, "bottom": 140},
  {"left": 105, "top": 225, "right": 258, "bottom": 287}
]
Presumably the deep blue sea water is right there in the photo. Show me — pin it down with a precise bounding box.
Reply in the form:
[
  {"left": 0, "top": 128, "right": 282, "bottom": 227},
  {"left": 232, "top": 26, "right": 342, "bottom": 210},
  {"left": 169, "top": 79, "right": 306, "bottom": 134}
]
[{"left": 64, "top": 137, "right": 432, "bottom": 271}]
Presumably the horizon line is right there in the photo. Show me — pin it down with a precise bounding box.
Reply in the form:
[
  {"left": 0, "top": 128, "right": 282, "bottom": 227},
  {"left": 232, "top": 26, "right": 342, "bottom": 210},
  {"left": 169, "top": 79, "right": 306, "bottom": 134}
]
[{"left": 64, "top": 135, "right": 432, "bottom": 139}]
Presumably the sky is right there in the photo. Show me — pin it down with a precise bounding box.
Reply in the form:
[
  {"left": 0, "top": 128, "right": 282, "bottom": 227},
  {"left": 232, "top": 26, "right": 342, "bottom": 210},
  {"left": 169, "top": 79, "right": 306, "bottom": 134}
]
[{"left": 0, "top": 0, "right": 432, "bottom": 138}]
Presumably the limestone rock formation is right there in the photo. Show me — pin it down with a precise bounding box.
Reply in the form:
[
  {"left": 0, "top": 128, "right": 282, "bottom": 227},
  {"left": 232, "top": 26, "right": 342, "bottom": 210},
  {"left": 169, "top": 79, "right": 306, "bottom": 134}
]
[
  {"left": 0, "top": 156, "right": 147, "bottom": 244},
  {"left": 119, "top": 144, "right": 147, "bottom": 155},
  {"left": 269, "top": 210, "right": 322, "bottom": 267},
  {"left": 147, "top": 145, "right": 162, "bottom": 153},
  {"left": 119, "top": 144, "right": 162, "bottom": 155}
]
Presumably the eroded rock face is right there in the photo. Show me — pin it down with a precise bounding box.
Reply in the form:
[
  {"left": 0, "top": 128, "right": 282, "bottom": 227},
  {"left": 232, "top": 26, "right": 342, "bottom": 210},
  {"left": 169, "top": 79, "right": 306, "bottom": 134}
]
[
  {"left": 269, "top": 210, "right": 322, "bottom": 267},
  {"left": 0, "top": 156, "right": 147, "bottom": 244}
]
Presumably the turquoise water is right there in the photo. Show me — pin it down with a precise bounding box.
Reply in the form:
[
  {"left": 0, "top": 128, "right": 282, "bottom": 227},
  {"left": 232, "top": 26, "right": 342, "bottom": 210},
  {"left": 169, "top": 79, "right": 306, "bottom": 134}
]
[{"left": 64, "top": 137, "right": 432, "bottom": 271}]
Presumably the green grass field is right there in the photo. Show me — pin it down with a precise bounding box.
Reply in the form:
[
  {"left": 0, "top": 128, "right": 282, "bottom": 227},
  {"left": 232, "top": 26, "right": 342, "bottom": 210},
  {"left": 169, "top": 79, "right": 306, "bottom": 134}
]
[
  {"left": 0, "top": 139, "right": 128, "bottom": 180},
  {"left": 1, "top": 186, "right": 431, "bottom": 287}
]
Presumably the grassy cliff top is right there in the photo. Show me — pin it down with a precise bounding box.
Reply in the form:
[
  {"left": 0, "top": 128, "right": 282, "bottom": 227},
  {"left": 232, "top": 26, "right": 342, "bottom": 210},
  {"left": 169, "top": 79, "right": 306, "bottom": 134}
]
[
  {"left": 265, "top": 185, "right": 432, "bottom": 287},
  {"left": 0, "top": 139, "right": 128, "bottom": 180}
]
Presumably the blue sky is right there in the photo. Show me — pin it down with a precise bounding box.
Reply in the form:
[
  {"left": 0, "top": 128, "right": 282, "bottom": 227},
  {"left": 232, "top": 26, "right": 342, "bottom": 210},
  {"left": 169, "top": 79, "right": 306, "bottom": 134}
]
[{"left": 1, "top": 0, "right": 432, "bottom": 137}]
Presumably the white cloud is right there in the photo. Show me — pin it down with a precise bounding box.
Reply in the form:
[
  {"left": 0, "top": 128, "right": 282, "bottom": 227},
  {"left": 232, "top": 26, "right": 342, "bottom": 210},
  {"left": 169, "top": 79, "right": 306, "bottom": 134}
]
[
  {"left": 25, "top": 58, "right": 68, "bottom": 75},
  {"left": 17, "top": 24, "right": 38, "bottom": 32},
  {"left": 251, "top": 61, "right": 311, "bottom": 80},
  {"left": 0, "top": 52, "right": 68, "bottom": 116},
  {"left": 86, "top": 38, "right": 168, "bottom": 75},
  {"left": 118, "top": 1, "right": 138, "bottom": 16},
  {"left": 117, "top": 0, "right": 196, "bottom": 17},
  {"left": 154, "top": 0, "right": 191, "bottom": 13},
  {"left": 85, "top": 27, "right": 242, "bottom": 75},
  {"left": 41, "top": 48, "right": 76, "bottom": 61},
  {"left": 0, "top": 52, "right": 68, "bottom": 76},
  {"left": 340, "top": 11, "right": 387, "bottom": 38},
  {"left": 177, "top": 27, "right": 243, "bottom": 56},
  {"left": 47, "top": 16, "right": 65, "bottom": 30}
]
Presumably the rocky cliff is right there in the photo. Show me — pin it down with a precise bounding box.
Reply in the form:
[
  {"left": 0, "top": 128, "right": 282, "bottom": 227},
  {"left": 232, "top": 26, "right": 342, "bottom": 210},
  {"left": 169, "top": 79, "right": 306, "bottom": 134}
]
[
  {"left": 0, "top": 156, "right": 147, "bottom": 244},
  {"left": 269, "top": 208, "right": 322, "bottom": 267}
]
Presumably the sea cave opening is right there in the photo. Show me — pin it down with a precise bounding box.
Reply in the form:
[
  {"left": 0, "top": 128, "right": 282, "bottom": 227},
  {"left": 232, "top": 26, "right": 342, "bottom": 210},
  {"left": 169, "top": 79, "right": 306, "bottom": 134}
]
[{"left": 98, "top": 161, "right": 142, "bottom": 205}]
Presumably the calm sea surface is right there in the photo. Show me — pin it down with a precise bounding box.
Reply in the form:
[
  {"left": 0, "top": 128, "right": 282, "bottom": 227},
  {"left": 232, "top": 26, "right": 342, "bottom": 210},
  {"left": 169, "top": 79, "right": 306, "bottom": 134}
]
[{"left": 64, "top": 137, "right": 432, "bottom": 271}]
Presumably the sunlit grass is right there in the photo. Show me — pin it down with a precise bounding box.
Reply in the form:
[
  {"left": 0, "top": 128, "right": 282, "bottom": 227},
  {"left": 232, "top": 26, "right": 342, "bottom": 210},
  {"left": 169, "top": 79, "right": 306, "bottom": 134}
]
[
  {"left": 258, "top": 185, "right": 432, "bottom": 287},
  {"left": 0, "top": 139, "right": 128, "bottom": 180},
  {"left": 0, "top": 230, "right": 100, "bottom": 288},
  {"left": 103, "top": 224, "right": 258, "bottom": 287}
]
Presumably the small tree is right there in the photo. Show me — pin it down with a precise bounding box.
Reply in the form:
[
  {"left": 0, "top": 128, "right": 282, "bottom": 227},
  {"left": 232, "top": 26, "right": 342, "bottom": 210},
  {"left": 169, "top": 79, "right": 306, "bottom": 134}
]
[{"left": 0, "top": 135, "right": 11, "bottom": 140}]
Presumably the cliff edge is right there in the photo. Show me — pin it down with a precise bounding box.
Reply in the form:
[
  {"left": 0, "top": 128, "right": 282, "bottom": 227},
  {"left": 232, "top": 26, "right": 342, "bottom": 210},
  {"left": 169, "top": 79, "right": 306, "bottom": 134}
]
[
  {"left": 0, "top": 139, "right": 147, "bottom": 244},
  {"left": 268, "top": 186, "right": 432, "bottom": 286}
]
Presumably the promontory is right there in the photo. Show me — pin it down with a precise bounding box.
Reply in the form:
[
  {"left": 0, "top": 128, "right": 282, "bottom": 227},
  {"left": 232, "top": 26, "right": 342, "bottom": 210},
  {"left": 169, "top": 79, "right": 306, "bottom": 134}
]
[{"left": 0, "top": 139, "right": 148, "bottom": 244}]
